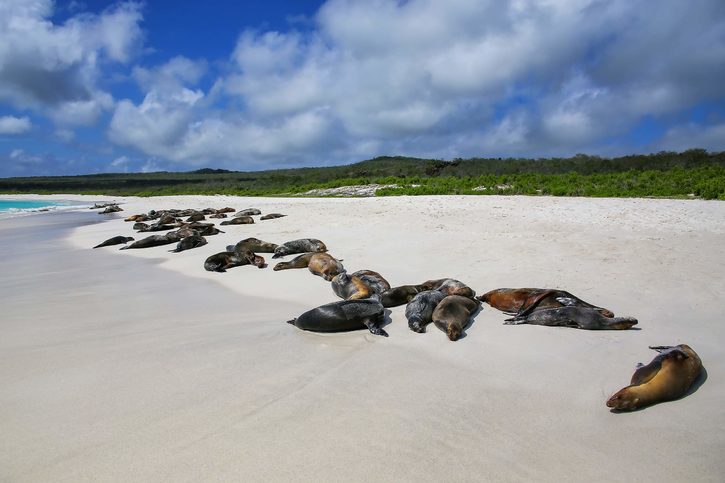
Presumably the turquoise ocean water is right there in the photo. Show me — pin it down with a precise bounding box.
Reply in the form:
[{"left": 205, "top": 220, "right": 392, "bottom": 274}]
[{"left": 0, "top": 200, "right": 65, "bottom": 212}]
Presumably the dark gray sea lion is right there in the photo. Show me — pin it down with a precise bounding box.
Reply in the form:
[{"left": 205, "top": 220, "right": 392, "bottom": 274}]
[
  {"left": 504, "top": 306, "right": 637, "bottom": 330},
  {"left": 90, "top": 202, "right": 116, "bottom": 209},
  {"left": 477, "top": 288, "right": 614, "bottom": 318},
  {"left": 100, "top": 205, "right": 123, "bottom": 214},
  {"left": 432, "top": 295, "right": 480, "bottom": 341},
  {"left": 120, "top": 232, "right": 181, "bottom": 250},
  {"left": 139, "top": 223, "right": 177, "bottom": 232},
  {"left": 272, "top": 238, "right": 327, "bottom": 258},
  {"left": 287, "top": 299, "right": 388, "bottom": 337},
  {"left": 221, "top": 216, "right": 254, "bottom": 225},
  {"left": 170, "top": 233, "right": 207, "bottom": 253},
  {"left": 184, "top": 222, "right": 223, "bottom": 236},
  {"left": 405, "top": 290, "right": 446, "bottom": 333},
  {"left": 133, "top": 222, "right": 150, "bottom": 231},
  {"left": 186, "top": 213, "right": 206, "bottom": 222},
  {"left": 93, "top": 236, "right": 135, "bottom": 249},
  {"left": 235, "top": 208, "right": 261, "bottom": 216},
  {"left": 381, "top": 285, "right": 425, "bottom": 307},
  {"left": 352, "top": 270, "right": 391, "bottom": 294},
  {"left": 156, "top": 214, "right": 178, "bottom": 225},
  {"left": 227, "top": 237, "right": 279, "bottom": 254},
  {"left": 217, "top": 207, "right": 236, "bottom": 214},
  {"left": 201, "top": 208, "right": 217, "bottom": 215},
  {"left": 209, "top": 213, "right": 228, "bottom": 219},
  {"left": 331, "top": 271, "right": 374, "bottom": 300},
  {"left": 203, "top": 249, "right": 266, "bottom": 272},
  {"left": 422, "top": 278, "right": 476, "bottom": 298},
  {"left": 260, "top": 213, "right": 286, "bottom": 220},
  {"left": 606, "top": 345, "right": 703, "bottom": 411}
]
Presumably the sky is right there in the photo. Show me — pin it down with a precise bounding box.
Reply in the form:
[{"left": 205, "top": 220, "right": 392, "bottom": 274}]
[{"left": 1, "top": 0, "right": 724, "bottom": 177}]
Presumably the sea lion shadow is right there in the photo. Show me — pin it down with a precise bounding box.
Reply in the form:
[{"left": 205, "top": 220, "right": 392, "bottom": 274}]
[
  {"left": 456, "top": 303, "right": 484, "bottom": 340},
  {"left": 609, "top": 366, "right": 708, "bottom": 414}
]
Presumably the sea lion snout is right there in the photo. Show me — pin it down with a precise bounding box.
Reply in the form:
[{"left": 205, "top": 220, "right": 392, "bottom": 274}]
[{"left": 606, "top": 389, "right": 640, "bottom": 410}]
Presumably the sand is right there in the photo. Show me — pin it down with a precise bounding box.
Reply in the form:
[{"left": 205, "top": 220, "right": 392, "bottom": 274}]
[{"left": 1, "top": 194, "right": 724, "bottom": 482}]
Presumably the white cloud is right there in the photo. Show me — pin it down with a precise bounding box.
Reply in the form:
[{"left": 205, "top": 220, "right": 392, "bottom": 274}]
[
  {"left": 0, "top": 115, "right": 31, "bottom": 134},
  {"left": 660, "top": 122, "right": 725, "bottom": 153}
]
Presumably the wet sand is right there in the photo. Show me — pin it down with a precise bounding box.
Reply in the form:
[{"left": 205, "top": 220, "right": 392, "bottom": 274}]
[{"left": 1, "top": 195, "right": 724, "bottom": 481}]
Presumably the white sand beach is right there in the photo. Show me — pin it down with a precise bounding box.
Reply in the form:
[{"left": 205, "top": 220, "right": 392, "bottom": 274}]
[{"left": 1, "top": 194, "right": 724, "bottom": 482}]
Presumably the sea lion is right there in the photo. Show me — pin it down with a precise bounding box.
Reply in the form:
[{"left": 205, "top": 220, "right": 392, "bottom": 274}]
[
  {"left": 216, "top": 207, "right": 236, "bottom": 214},
  {"left": 186, "top": 213, "right": 206, "bottom": 222},
  {"left": 227, "top": 237, "right": 279, "bottom": 254},
  {"left": 183, "top": 222, "right": 223, "bottom": 236},
  {"left": 260, "top": 213, "right": 286, "bottom": 220},
  {"left": 273, "top": 238, "right": 327, "bottom": 258},
  {"left": 273, "top": 252, "right": 315, "bottom": 271},
  {"left": 352, "top": 270, "right": 391, "bottom": 294},
  {"left": 477, "top": 288, "right": 614, "bottom": 318},
  {"left": 221, "top": 216, "right": 254, "bottom": 225},
  {"left": 235, "top": 208, "right": 261, "bottom": 216},
  {"left": 287, "top": 299, "right": 388, "bottom": 337},
  {"left": 170, "top": 233, "right": 207, "bottom": 253},
  {"left": 606, "top": 345, "right": 703, "bottom": 411},
  {"left": 133, "top": 222, "right": 150, "bottom": 231},
  {"left": 504, "top": 306, "right": 637, "bottom": 330},
  {"left": 93, "top": 236, "right": 135, "bottom": 249},
  {"left": 331, "top": 271, "right": 374, "bottom": 300},
  {"left": 90, "top": 202, "right": 116, "bottom": 209},
  {"left": 432, "top": 295, "right": 480, "bottom": 341},
  {"left": 100, "top": 205, "right": 122, "bottom": 214},
  {"left": 120, "top": 232, "right": 181, "bottom": 250},
  {"left": 209, "top": 213, "right": 228, "bottom": 219},
  {"left": 156, "top": 214, "right": 178, "bottom": 225},
  {"left": 405, "top": 290, "right": 446, "bottom": 333},
  {"left": 124, "top": 214, "right": 149, "bottom": 222},
  {"left": 308, "top": 253, "right": 345, "bottom": 281},
  {"left": 381, "top": 285, "right": 424, "bottom": 307},
  {"left": 422, "top": 278, "right": 476, "bottom": 298},
  {"left": 139, "top": 223, "right": 177, "bottom": 232},
  {"left": 204, "top": 249, "right": 266, "bottom": 272}
]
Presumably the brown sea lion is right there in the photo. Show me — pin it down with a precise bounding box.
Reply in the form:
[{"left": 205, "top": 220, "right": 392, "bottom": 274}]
[
  {"left": 606, "top": 345, "right": 703, "bottom": 411},
  {"left": 405, "top": 290, "right": 446, "bottom": 333},
  {"left": 124, "top": 214, "right": 149, "bottom": 222},
  {"left": 273, "top": 238, "right": 327, "bottom": 258},
  {"left": 204, "top": 249, "right": 266, "bottom": 272},
  {"left": 381, "top": 285, "right": 425, "bottom": 307},
  {"left": 504, "top": 306, "right": 637, "bottom": 330},
  {"left": 287, "top": 299, "right": 388, "bottom": 337},
  {"left": 260, "top": 213, "right": 286, "bottom": 220},
  {"left": 120, "top": 232, "right": 181, "bottom": 250},
  {"left": 432, "top": 295, "right": 480, "bottom": 341},
  {"left": 273, "top": 252, "right": 315, "bottom": 271},
  {"left": 477, "top": 288, "right": 614, "bottom": 318},
  {"left": 308, "top": 253, "right": 345, "bottom": 281},
  {"left": 170, "top": 232, "right": 207, "bottom": 253},
  {"left": 331, "top": 271, "right": 374, "bottom": 300},
  {"left": 186, "top": 213, "right": 206, "bottom": 222},
  {"left": 227, "top": 237, "right": 279, "bottom": 254},
  {"left": 183, "top": 222, "right": 224, "bottom": 236},
  {"left": 422, "top": 278, "right": 476, "bottom": 298},
  {"left": 216, "top": 207, "right": 236, "bottom": 214},
  {"left": 209, "top": 213, "right": 228, "bottom": 219},
  {"left": 352, "top": 270, "right": 391, "bottom": 294},
  {"left": 93, "top": 236, "right": 135, "bottom": 248},
  {"left": 221, "top": 216, "right": 254, "bottom": 225}
]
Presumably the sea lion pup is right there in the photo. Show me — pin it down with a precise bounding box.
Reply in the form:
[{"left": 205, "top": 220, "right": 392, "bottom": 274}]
[
  {"left": 405, "top": 290, "right": 446, "bottom": 333},
  {"left": 504, "top": 306, "right": 637, "bottom": 330},
  {"left": 432, "top": 295, "right": 480, "bottom": 341},
  {"left": 381, "top": 285, "right": 425, "bottom": 307},
  {"left": 477, "top": 288, "right": 614, "bottom": 318},
  {"left": 100, "top": 205, "right": 122, "bottom": 214},
  {"left": 209, "top": 213, "right": 228, "bottom": 219},
  {"left": 220, "top": 216, "right": 254, "bottom": 225},
  {"left": 227, "top": 237, "right": 279, "bottom": 254},
  {"left": 273, "top": 238, "right": 327, "bottom": 258},
  {"left": 352, "top": 270, "right": 391, "bottom": 295},
  {"left": 287, "top": 299, "right": 388, "bottom": 337},
  {"left": 93, "top": 236, "right": 135, "bottom": 249},
  {"left": 120, "top": 232, "right": 181, "bottom": 250},
  {"left": 204, "top": 249, "right": 266, "bottom": 272},
  {"left": 186, "top": 212, "right": 206, "bottom": 222},
  {"left": 606, "top": 345, "right": 703, "bottom": 411},
  {"left": 124, "top": 214, "right": 149, "bottom": 222},
  {"left": 235, "top": 208, "right": 261, "bottom": 216},
  {"left": 170, "top": 232, "right": 207, "bottom": 253},
  {"left": 331, "top": 271, "right": 374, "bottom": 300},
  {"left": 422, "top": 278, "right": 476, "bottom": 299},
  {"left": 260, "top": 213, "right": 286, "bottom": 220}
]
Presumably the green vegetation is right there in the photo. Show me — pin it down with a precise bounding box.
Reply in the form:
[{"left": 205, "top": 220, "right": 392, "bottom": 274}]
[{"left": 1, "top": 149, "right": 724, "bottom": 199}]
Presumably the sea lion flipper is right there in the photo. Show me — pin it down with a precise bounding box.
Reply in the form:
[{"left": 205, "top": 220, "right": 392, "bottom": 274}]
[
  {"left": 363, "top": 317, "right": 388, "bottom": 337},
  {"left": 630, "top": 359, "right": 662, "bottom": 386}
]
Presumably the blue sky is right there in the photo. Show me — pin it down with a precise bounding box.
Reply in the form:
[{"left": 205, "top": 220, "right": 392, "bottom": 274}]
[{"left": 1, "top": 0, "right": 724, "bottom": 177}]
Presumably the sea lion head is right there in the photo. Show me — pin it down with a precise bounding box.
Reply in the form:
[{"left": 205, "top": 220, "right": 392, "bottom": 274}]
[
  {"left": 606, "top": 387, "right": 641, "bottom": 411},
  {"left": 604, "top": 317, "right": 638, "bottom": 330}
]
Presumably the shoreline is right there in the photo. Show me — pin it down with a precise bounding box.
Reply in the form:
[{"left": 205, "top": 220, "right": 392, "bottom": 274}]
[{"left": 1, "top": 195, "right": 724, "bottom": 481}]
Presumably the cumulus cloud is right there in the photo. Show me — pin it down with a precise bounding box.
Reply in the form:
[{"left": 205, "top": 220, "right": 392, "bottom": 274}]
[
  {"left": 0, "top": 0, "right": 143, "bottom": 125},
  {"left": 0, "top": 115, "right": 31, "bottom": 134}
]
